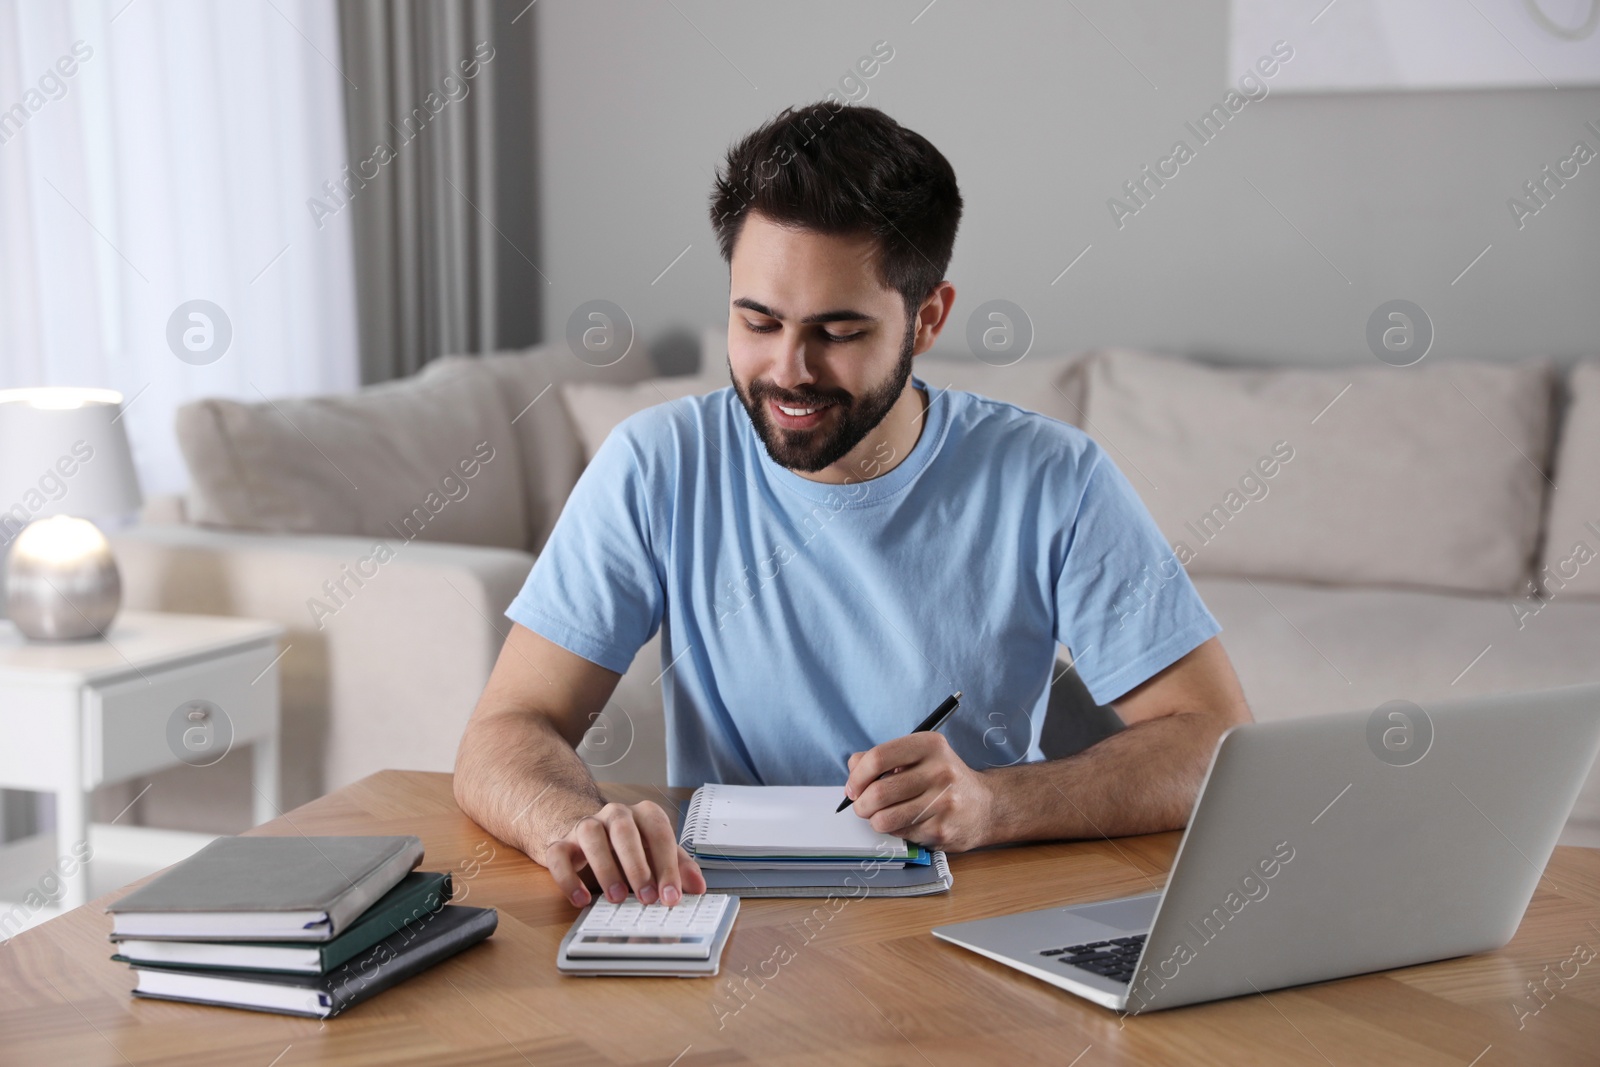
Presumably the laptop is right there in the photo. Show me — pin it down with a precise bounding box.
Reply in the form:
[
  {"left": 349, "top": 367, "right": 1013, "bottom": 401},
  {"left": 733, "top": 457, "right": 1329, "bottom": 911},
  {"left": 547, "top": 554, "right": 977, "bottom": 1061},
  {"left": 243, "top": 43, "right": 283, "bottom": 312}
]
[{"left": 931, "top": 683, "right": 1600, "bottom": 1013}]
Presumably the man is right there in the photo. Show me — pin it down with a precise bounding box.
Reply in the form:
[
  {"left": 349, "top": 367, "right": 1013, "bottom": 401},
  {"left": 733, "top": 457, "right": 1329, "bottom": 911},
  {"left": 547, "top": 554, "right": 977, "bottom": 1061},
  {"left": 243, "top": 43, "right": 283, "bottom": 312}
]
[{"left": 454, "top": 102, "right": 1251, "bottom": 911}]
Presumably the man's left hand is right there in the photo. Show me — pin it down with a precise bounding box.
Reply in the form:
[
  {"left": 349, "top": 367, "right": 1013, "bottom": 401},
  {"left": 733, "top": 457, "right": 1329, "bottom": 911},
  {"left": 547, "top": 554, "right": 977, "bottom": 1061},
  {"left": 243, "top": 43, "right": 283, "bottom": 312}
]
[{"left": 843, "top": 732, "right": 997, "bottom": 852}]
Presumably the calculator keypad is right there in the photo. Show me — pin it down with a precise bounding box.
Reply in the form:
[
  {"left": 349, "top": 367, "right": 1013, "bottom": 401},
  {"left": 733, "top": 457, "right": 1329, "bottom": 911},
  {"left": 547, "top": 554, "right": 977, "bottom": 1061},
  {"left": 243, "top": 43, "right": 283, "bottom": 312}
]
[{"left": 566, "top": 893, "right": 734, "bottom": 959}]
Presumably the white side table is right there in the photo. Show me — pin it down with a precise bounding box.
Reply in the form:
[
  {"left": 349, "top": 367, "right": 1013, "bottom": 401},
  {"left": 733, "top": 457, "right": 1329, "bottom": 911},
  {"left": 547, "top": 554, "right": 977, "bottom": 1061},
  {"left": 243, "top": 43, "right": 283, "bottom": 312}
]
[{"left": 0, "top": 611, "right": 284, "bottom": 926}]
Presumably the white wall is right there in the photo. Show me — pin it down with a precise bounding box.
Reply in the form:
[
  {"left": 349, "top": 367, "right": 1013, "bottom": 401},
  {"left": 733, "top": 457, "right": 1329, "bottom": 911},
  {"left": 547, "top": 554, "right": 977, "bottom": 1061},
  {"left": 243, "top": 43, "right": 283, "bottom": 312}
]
[{"left": 535, "top": 0, "right": 1600, "bottom": 368}]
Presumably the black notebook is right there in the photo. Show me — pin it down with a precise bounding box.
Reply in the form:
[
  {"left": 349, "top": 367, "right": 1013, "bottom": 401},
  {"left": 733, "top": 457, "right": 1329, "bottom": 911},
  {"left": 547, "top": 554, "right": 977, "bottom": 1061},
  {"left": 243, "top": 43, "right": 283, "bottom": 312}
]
[
  {"left": 108, "top": 836, "right": 425, "bottom": 941},
  {"left": 128, "top": 904, "right": 497, "bottom": 1017}
]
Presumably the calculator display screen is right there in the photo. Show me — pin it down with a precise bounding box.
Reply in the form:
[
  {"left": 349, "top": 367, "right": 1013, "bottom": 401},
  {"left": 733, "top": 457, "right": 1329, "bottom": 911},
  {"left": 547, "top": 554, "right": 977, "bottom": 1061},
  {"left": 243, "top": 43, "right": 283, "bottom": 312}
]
[{"left": 580, "top": 935, "right": 706, "bottom": 945}]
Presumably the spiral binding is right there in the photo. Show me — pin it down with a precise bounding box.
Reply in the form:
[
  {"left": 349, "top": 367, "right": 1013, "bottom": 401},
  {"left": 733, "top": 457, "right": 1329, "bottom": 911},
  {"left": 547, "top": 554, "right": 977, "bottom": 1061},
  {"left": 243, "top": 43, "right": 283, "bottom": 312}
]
[{"left": 679, "top": 784, "right": 718, "bottom": 847}]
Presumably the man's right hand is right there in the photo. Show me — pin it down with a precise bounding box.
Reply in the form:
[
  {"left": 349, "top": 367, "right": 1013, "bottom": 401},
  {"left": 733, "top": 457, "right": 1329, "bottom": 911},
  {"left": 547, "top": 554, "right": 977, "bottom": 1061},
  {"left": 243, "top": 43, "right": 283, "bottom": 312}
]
[{"left": 543, "top": 799, "right": 707, "bottom": 908}]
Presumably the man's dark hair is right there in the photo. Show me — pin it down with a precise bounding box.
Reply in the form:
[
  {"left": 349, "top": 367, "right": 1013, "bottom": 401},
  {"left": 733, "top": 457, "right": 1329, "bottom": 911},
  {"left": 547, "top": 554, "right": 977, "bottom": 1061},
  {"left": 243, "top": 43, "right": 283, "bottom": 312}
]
[{"left": 709, "top": 102, "right": 963, "bottom": 322}]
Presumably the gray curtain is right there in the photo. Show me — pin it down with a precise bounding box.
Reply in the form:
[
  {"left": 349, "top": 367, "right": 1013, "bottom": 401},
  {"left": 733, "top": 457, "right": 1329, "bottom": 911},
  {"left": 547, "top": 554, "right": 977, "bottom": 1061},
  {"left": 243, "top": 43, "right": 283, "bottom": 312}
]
[{"left": 336, "top": 0, "right": 543, "bottom": 384}]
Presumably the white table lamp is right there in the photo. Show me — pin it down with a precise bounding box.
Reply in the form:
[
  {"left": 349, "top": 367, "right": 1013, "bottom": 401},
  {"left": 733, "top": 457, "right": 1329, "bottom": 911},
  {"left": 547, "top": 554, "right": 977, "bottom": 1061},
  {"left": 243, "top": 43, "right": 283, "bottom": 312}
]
[{"left": 0, "top": 388, "right": 143, "bottom": 640}]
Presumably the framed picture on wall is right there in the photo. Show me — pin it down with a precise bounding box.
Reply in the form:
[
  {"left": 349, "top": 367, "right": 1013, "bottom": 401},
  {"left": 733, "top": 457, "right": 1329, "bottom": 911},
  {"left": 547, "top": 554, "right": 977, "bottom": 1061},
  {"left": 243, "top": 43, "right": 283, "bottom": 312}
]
[{"left": 1230, "top": 0, "right": 1600, "bottom": 92}]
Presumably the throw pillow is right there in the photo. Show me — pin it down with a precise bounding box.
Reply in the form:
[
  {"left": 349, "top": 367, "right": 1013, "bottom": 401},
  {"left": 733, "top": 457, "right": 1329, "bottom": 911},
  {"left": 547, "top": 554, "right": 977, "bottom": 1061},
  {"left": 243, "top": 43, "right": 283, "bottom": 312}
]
[
  {"left": 1080, "top": 348, "right": 1555, "bottom": 594},
  {"left": 177, "top": 359, "right": 529, "bottom": 550}
]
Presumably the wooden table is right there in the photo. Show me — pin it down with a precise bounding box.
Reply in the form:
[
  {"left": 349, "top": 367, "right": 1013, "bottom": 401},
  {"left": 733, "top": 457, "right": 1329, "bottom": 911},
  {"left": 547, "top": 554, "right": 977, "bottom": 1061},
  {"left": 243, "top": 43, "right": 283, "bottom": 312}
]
[{"left": 3, "top": 771, "right": 1598, "bottom": 1066}]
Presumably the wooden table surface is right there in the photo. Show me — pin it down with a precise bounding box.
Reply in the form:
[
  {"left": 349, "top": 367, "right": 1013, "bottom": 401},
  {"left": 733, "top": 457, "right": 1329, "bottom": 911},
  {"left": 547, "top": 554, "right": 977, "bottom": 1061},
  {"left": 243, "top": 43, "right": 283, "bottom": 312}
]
[{"left": 3, "top": 770, "right": 1599, "bottom": 1066}]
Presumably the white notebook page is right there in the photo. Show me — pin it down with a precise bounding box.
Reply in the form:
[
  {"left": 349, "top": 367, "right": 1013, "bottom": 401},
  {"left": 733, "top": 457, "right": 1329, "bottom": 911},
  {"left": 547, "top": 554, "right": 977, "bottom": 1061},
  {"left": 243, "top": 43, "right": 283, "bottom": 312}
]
[{"left": 690, "top": 785, "right": 910, "bottom": 856}]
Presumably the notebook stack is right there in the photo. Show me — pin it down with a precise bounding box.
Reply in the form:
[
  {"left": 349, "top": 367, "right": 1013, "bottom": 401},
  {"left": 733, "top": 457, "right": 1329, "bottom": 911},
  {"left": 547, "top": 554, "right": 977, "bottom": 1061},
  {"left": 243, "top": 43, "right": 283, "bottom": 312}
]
[
  {"left": 106, "top": 836, "right": 496, "bottom": 1018},
  {"left": 678, "top": 784, "right": 954, "bottom": 897}
]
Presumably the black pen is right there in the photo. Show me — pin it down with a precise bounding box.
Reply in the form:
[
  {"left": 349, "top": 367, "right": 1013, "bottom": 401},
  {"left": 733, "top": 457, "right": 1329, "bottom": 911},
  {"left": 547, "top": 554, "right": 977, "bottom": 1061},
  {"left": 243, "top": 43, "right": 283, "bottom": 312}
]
[{"left": 836, "top": 691, "right": 963, "bottom": 813}]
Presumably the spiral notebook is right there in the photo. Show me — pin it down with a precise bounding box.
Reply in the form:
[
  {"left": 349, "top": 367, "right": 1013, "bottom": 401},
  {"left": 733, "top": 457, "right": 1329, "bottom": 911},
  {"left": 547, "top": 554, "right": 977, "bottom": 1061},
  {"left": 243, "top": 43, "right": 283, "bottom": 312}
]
[{"left": 677, "top": 784, "right": 953, "bottom": 898}]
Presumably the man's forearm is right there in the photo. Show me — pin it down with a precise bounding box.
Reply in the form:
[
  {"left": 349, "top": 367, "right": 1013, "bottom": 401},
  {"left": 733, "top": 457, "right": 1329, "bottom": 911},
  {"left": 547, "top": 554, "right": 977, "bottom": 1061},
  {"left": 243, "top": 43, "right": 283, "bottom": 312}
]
[
  {"left": 983, "top": 710, "right": 1230, "bottom": 844},
  {"left": 453, "top": 707, "right": 606, "bottom": 864}
]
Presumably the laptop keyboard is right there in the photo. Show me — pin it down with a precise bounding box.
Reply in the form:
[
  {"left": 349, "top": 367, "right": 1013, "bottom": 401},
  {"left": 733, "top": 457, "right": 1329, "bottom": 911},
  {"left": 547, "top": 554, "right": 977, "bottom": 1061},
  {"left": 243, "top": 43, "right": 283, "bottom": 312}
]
[{"left": 1039, "top": 934, "right": 1147, "bottom": 984}]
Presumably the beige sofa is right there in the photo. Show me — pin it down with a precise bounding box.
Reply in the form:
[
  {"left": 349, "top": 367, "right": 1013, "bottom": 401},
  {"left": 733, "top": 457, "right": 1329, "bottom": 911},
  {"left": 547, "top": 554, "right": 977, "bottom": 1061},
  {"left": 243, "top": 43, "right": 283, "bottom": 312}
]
[{"left": 114, "top": 335, "right": 1600, "bottom": 847}]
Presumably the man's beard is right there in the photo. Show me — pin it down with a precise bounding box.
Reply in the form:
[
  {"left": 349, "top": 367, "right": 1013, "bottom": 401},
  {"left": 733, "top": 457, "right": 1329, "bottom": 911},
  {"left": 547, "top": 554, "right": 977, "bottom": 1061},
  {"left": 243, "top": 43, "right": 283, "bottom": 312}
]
[{"left": 731, "top": 318, "right": 917, "bottom": 474}]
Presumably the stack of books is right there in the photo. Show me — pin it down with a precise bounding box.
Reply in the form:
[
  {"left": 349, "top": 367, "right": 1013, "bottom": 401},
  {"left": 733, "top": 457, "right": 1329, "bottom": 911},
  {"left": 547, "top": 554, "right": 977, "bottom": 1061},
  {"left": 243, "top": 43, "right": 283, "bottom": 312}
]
[
  {"left": 106, "top": 836, "right": 496, "bottom": 1018},
  {"left": 678, "top": 785, "right": 954, "bottom": 897}
]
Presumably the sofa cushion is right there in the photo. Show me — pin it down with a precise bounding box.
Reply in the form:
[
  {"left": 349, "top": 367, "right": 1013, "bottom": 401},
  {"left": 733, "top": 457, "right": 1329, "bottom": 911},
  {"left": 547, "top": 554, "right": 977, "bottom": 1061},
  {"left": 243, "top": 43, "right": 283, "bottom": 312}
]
[
  {"left": 1193, "top": 576, "right": 1600, "bottom": 847},
  {"left": 177, "top": 359, "right": 529, "bottom": 550},
  {"left": 562, "top": 377, "right": 724, "bottom": 464},
  {"left": 911, "top": 350, "right": 1089, "bottom": 426},
  {"left": 702, "top": 322, "right": 1090, "bottom": 422},
  {"left": 700, "top": 321, "right": 1090, "bottom": 421},
  {"left": 1541, "top": 359, "right": 1600, "bottom": 599},
  {"left": 1082, "top": 349, "right": 1554, "bottom": 594},
  {"left": 423, "top": 343, "right": 658, "bottom": 552},
  {"left": 561, "top": 327, "right": 1093, "bottom": 465}
]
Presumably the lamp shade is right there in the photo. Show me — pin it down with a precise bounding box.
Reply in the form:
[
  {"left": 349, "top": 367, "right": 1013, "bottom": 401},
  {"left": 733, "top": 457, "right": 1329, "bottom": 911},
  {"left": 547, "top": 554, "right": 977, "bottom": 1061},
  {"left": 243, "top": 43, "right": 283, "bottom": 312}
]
[{"left": 0, "top": 389, "right": 143, "bottom": 530}]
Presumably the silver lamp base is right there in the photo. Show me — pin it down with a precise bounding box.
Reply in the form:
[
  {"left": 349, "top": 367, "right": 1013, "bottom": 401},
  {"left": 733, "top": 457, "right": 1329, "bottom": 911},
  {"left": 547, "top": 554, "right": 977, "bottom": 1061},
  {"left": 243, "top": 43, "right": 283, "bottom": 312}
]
[{"left": 5, "top": 516, "right": 122, "bottom": 641}]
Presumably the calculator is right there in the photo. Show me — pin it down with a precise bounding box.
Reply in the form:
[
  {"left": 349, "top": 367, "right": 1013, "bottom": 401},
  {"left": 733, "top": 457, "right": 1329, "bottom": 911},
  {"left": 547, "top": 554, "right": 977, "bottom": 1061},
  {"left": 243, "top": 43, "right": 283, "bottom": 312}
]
[{"left": 556, "top": 893, "right": 740, "bottom": 977}]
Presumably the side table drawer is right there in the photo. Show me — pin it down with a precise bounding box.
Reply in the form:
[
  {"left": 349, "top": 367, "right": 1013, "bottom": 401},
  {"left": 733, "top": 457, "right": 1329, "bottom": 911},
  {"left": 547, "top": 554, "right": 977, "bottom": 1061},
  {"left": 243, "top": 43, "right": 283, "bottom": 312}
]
[{"left": 84, "top": 642, "right": 280, "bottom": 788}]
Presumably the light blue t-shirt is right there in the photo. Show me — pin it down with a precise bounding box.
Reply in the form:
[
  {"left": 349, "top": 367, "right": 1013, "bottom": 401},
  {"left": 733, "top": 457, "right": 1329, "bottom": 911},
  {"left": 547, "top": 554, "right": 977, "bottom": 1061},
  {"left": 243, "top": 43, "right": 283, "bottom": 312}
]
[{"left": 506, "top": 375, "right": 1221, "bottom": 788}]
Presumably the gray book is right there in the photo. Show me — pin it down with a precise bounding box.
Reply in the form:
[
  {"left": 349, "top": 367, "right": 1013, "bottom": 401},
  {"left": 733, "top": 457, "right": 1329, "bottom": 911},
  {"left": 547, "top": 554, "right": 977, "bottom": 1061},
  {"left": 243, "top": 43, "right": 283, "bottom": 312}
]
[{"left": 107, "top": 836, "right": 425, "bottom": 942}]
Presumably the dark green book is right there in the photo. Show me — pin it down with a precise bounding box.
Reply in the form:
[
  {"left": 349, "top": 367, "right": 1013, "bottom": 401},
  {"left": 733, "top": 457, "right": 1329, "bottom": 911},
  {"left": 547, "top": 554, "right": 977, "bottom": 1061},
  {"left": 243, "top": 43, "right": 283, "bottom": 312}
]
[{"left": 111, "top": 872, "right": 451, "bottom": 974}]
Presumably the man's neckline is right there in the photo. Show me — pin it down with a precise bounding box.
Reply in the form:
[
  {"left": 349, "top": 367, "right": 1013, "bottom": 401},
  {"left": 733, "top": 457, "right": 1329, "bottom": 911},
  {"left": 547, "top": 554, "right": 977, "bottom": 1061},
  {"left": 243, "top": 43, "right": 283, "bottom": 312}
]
[{"left": 750, "top": 376, "right": 948, "bottom": 507}]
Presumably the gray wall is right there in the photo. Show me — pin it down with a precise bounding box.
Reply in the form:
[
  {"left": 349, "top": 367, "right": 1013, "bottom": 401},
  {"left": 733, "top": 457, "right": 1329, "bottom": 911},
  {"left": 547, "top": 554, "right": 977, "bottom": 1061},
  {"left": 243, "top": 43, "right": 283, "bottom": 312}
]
[{"left": 535, "top": 0, "right": 1600, "bottom": 370}]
